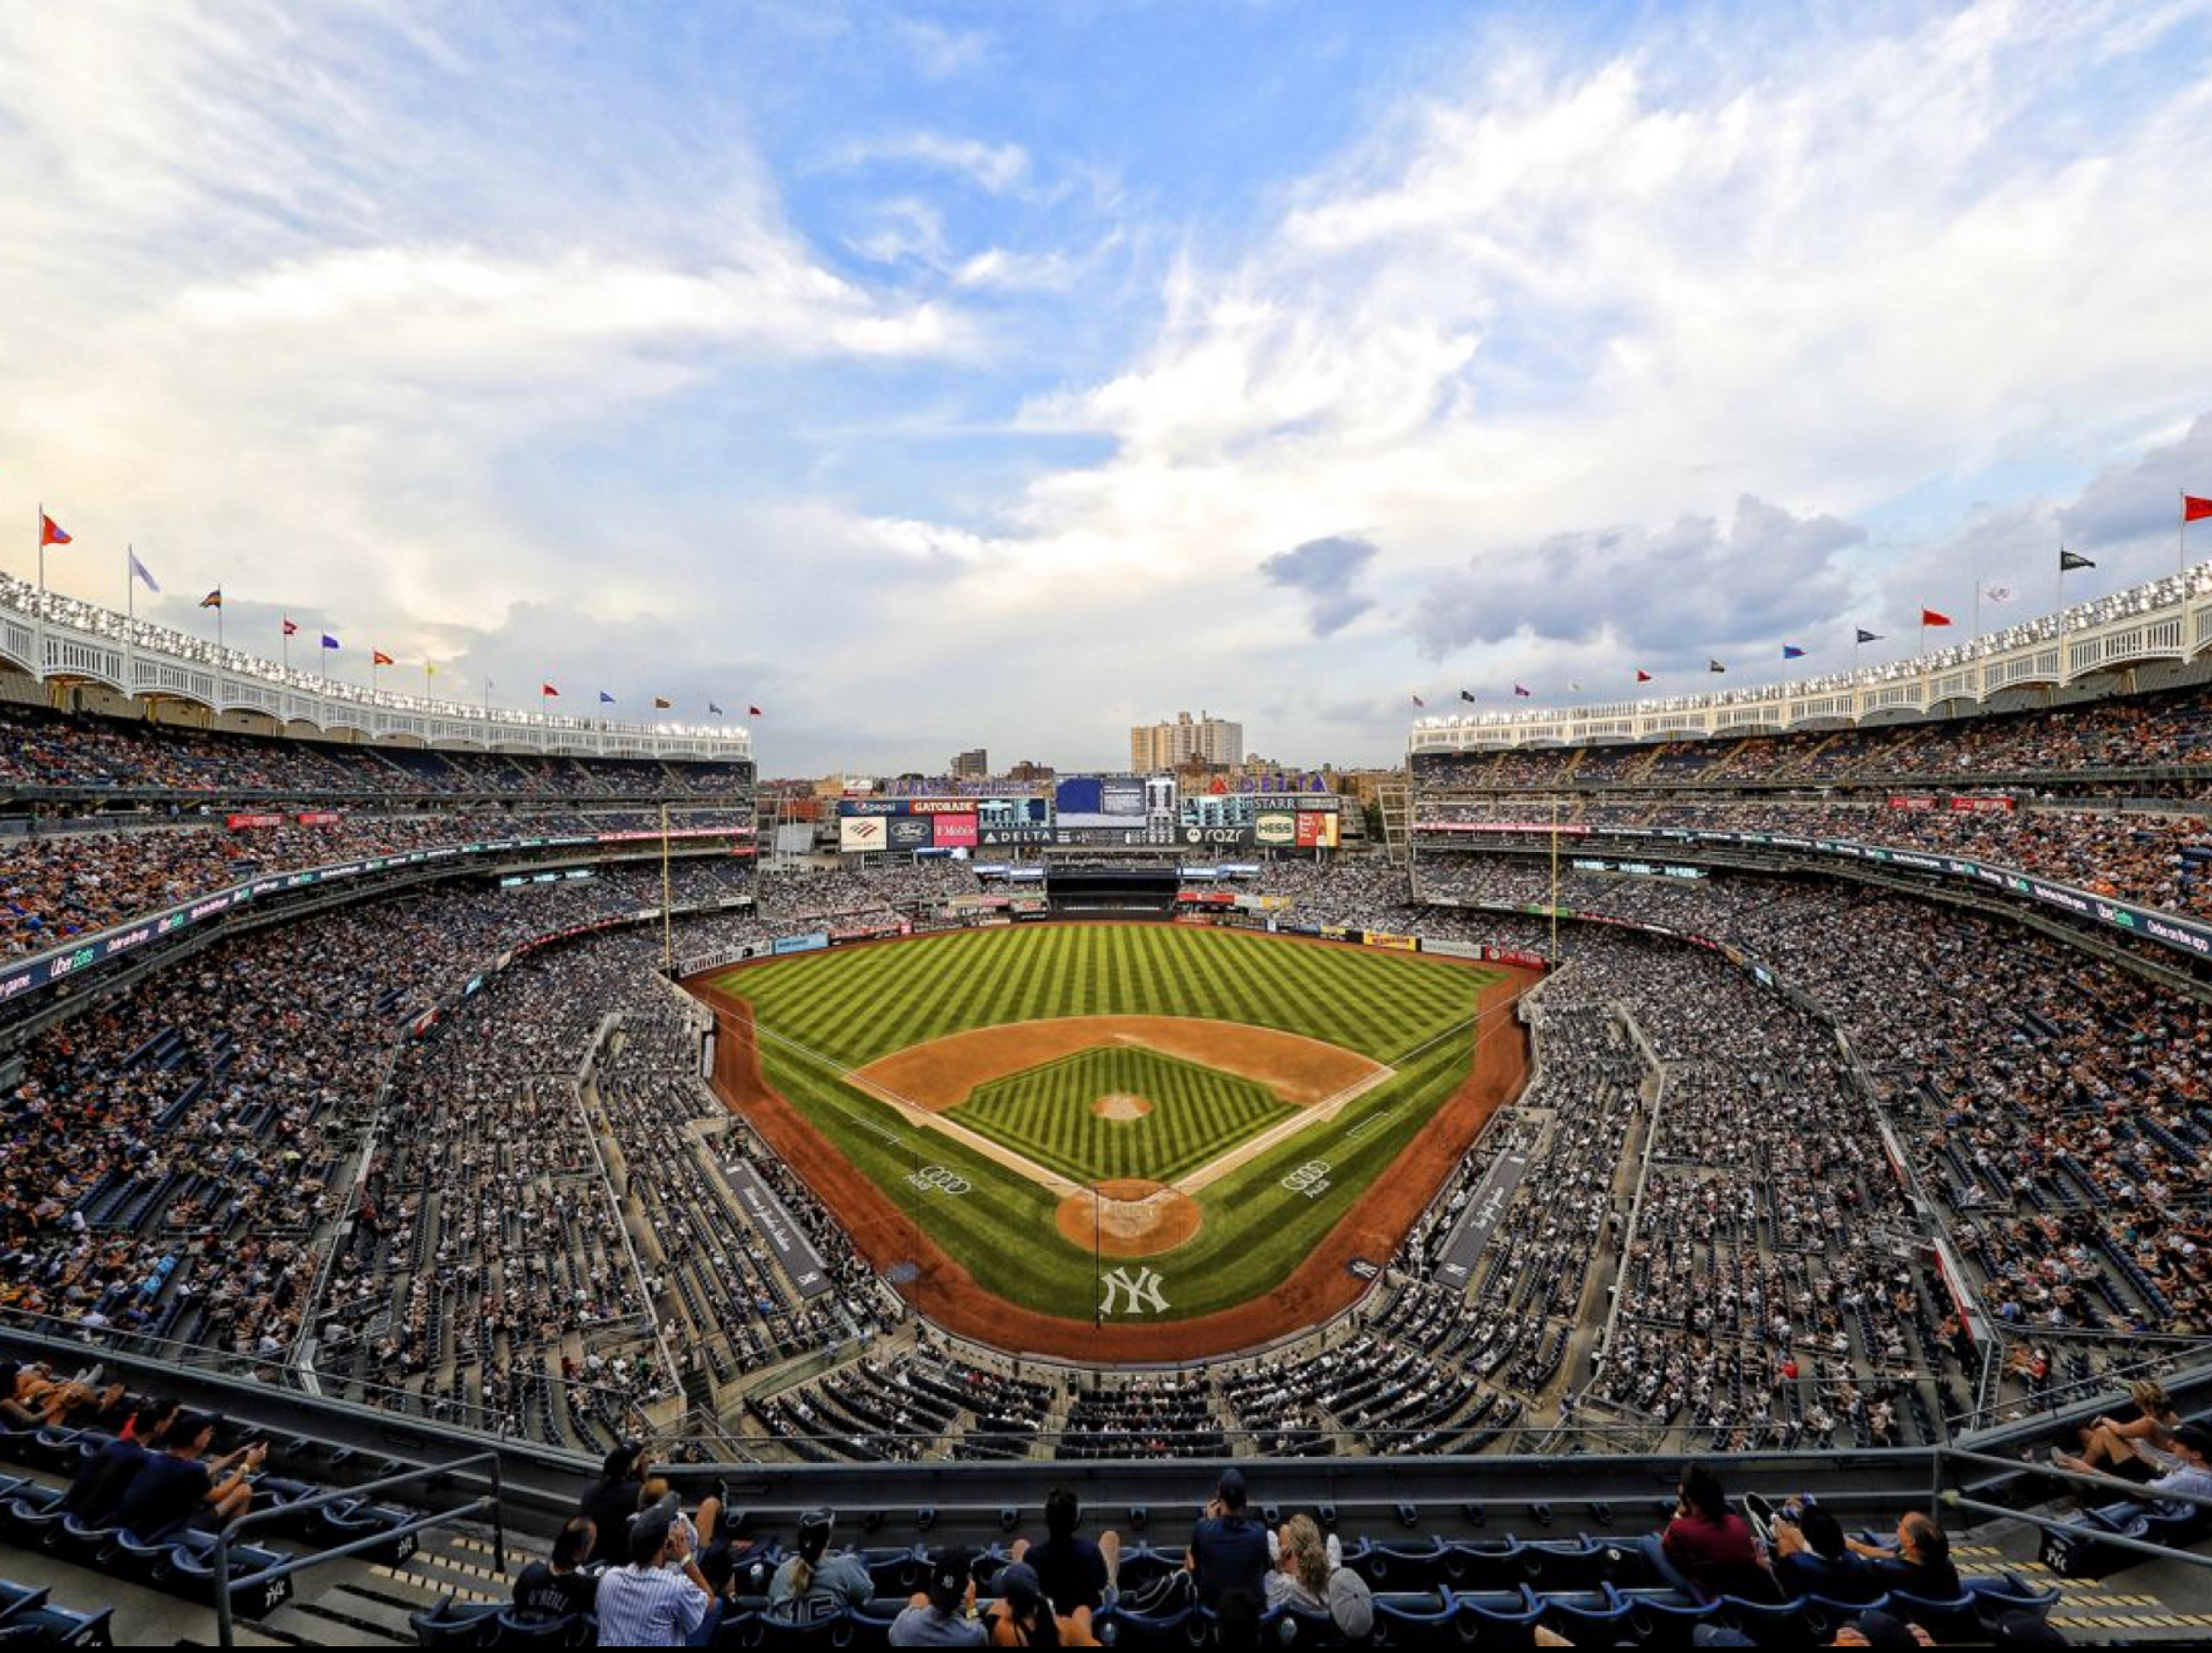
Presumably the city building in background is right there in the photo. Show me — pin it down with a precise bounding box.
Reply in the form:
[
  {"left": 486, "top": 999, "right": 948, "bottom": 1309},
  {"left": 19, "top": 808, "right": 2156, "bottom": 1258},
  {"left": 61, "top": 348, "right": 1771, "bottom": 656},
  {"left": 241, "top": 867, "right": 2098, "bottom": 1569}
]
[
  {"left": 951, "top": 747, "right": 989, "bottom": 779},
  {"left": 1130, "top": 709, "right": 1243, "bottom": 772}
]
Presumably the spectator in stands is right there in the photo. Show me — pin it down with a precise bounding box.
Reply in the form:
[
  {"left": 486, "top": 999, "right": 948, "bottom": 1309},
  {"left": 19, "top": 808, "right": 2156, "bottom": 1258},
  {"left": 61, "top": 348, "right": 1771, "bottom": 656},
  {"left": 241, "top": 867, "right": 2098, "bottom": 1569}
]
[
  {"left": 890, "top": 1545, "right": 985, "bottom": 1647},
  {"left": 2053, "top": 1381, "right": 2181, "bottom": 1483},
  {"left": 1185, "top": 1468, "right": 1269, "bottom": 1609},
  {"left": 1844, "top": 1511, "right": 1960, "bottom": 1598},
  {"left": 1657, "top": 1464, "right": 1762, "bottom": 1599},
  {"left": 593, "top": 1507, "right": 716, "bottom": 1647},
  {"left": 1263, "top": 1513, "right": 1374, "bottom": 1640},
  {"left": 2136, "top": 1422, "right": 2212, "bottom": 1518},
  {"left": 768, "top": 1508, "right": 873, "bottom": 1621},
  {"left": 578, "top": 1440, "right": 649, "bottom": 1566},
  {"left": 109, "top": 1412, "right": 265, "bottom": 1540},
  {"left": 1769, "top": 1505, "right": 1881, "bottom": 1603},
  {"left": 988, "top": 1560, "right": 1096, "bottom": 1647},
  {"left": 514, "top": 1518, "right": 601, "bottom": 1622},
  {"left": 60, "top": 1397, "right": 175, "bottom": 1525},
  {"left": 1015, "top": 1487, "right": 1116, "bottom": 1616}
]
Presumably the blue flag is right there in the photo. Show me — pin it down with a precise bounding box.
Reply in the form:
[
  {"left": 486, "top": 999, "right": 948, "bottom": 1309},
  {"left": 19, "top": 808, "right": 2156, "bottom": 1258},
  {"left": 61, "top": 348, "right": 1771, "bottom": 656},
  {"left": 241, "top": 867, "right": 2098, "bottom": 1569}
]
[
  {"left": 599, "top": 691, "right": 615, "bottom": 704},
  {"left": 321, "top": 634, "right": 339, "bottom": 650},
  {"left": 1782, "top": 644, "right": 1806, "bottom": 659},
  {"left": 709, "top": 702, "right": 724, "bottom": 716}
]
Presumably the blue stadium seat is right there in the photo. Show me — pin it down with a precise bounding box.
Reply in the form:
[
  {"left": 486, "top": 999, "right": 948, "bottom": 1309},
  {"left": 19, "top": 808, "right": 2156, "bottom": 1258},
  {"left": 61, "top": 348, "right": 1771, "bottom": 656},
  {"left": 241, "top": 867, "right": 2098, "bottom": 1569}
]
[
  {"left": 1615, "top": 1585, "right": 1718, "bottom": 1641},
  {"left": 1537, "top": 1585, "right": 1632, "bottom": 1640},
  {"left": 1453, "top": 1583, "right": 1544, "bottom": 1643},
  {"left": 1260, "top": 1600, "right": 1342, "bottom": 1646},
  {"left": 1343, "top": 1534, "right": 1453, "bottom": 1590},
  {"left": 1887, "top": 1588, "right": 1987, "bottom": 1643},
  {"left": 1964, "top": 1570, "right": 2061, "bottom": 1628},
  {"left": 1369, "top": 1588, "right": 1454, "bottom": 1645},
  {"left": 1707, "top": 1590, "right": 1813, "bottom": 1645},
  {"left": 406, "top": 1596, "right": 504, "bottom": 1648},
  {"left": 1090, "top": 1601, "right": 1204, "bottom": 1649},
  {"left": 1442, "top": 1539, "right": 1532, "bottom": 1592}
]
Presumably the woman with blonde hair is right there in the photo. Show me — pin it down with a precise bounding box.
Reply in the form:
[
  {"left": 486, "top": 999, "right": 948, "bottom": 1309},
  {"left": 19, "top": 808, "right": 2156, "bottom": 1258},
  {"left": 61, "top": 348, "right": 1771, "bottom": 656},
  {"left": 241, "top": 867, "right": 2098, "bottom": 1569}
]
[
  {"left": 1263, "top": 1515, "right": 1332, "bottom": 1615},
  {"left": 2054, "top": 1380, "right": 2180, "bottom": 1483}
]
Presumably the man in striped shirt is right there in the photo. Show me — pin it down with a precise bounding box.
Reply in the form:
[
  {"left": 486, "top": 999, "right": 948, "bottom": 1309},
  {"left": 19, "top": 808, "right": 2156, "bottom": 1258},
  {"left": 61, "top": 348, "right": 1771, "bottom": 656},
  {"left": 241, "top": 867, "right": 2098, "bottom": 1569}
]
[{"left": 594, "top": 1507, "right": 718, "bottom": 1647}]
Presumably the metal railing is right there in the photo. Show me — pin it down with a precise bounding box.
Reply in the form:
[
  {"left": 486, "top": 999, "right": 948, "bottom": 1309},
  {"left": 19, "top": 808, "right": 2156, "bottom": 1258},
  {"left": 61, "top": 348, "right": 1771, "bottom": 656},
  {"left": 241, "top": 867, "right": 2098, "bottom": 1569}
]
[
  {"left": 1932, "top": 1443, "right": 2212, "bottom": 1576},
  {"left": 211, "top": 1451, "right": 508, "bottom": 1647}
]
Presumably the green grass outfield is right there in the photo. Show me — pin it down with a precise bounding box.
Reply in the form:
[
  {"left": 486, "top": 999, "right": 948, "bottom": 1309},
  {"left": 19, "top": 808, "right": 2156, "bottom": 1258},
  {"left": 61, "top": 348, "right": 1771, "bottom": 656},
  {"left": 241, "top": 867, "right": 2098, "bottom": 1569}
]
[
  {"left": 956, "top": 1046, "right": 1293, "bottom": 1186},
  {"left": 716, "top": 925, "right": 1502, "bottom": 1324}
]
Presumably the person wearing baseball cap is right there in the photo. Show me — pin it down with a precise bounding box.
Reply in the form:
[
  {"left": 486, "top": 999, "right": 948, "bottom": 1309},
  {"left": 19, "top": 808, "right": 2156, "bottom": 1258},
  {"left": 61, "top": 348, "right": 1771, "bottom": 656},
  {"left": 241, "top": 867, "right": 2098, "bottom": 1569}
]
[
  {"left": 1187, "top": 1468, "right": 1269, "bottom": 1611},
  {"left": 986, "top": 1560, "right": 1103, "bottom": 1647},
  {"left": 890, "top": 1546, "right": 983, "bottom": 1647}
]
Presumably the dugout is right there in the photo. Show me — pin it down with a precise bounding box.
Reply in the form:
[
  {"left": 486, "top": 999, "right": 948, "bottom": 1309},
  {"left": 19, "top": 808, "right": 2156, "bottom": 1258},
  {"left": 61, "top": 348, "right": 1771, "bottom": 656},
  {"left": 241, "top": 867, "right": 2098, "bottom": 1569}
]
[{"left": 1048, "top": 863, "right": 1177, "bottom": 917}]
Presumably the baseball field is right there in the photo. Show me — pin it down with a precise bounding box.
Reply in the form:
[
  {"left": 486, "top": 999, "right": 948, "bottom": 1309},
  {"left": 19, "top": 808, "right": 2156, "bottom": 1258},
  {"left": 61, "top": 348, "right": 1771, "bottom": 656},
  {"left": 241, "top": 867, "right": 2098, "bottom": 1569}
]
[{"left": 692, "top": 923, "right": 1533, "bottom": 1360}]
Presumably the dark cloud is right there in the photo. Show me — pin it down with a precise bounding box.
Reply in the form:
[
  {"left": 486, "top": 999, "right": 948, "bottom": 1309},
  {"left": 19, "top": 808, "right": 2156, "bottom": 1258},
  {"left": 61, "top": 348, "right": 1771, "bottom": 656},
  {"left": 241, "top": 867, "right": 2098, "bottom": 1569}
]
[
  {"left": 1261, "top": 534, "right": 1379, "bottom": 637},
  {"left": 2059, "top": 413, "right": 2212, "bottom": 550},
  {"left": 1411, "top": 495, "right": 1864, "bottom": 663}
]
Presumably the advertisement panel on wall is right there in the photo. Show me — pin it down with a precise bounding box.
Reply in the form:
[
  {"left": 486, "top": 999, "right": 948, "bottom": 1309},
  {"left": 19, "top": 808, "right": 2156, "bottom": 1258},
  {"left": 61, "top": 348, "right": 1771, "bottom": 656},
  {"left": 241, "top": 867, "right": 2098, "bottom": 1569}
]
[
  {"left": 1295, "top": 812, "right": 1340, "bottom": 849},
  {"left": 1055, "top": 775, "right": 1104, "bottom": 815},
  {"left": 933, "top": 813, "right": 979, "bottom": 848},
  {"left": 886, "top": 817, "right": 934, "bottom": 850},
  {"left": 1255, "top": 810, "right": 1298, "bottom": 847},
  {"left": 838, "top": 816, "right": 887, "bottom": 852}
]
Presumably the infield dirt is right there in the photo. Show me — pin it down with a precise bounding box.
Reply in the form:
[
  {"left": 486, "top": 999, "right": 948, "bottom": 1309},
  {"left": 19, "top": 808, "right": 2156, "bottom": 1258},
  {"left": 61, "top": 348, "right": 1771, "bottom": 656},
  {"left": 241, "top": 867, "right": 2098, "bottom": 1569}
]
[{"left": 688, "top": 928, "right": 1537, "bottom": 1362}]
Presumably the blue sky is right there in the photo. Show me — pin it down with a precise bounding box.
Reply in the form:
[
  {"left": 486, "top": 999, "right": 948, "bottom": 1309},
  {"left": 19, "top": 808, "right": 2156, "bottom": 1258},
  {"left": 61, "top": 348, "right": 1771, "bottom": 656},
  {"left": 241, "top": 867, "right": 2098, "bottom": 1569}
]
[{"left": 5, "top": 0, "right": 2212, "bottom": 775}]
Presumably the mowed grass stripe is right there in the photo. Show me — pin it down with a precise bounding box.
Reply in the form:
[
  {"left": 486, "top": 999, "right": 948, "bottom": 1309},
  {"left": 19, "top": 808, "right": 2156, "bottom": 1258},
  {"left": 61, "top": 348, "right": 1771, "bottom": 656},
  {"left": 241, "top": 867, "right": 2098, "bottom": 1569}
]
[{"left": 726, "top": 926, "right": 1490, "bottom": 1063}]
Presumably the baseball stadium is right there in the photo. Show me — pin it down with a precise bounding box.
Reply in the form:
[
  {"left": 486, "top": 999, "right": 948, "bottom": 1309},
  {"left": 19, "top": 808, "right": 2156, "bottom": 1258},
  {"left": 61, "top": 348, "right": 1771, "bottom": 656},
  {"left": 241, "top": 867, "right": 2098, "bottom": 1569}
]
[{"left": 9, "top": 2, "right": 2212, "bottom": 1647}]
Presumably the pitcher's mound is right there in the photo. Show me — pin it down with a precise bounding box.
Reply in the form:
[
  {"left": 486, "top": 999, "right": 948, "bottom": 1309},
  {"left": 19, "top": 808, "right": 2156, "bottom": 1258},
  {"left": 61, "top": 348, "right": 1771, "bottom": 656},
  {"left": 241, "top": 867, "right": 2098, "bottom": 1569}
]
[
  {"left": 1054, "top": 1178, "right": 1202, "bottom": 1257},
  {"left": 1094, "top": 1093, "right": 1153, "bottom": 1121}
]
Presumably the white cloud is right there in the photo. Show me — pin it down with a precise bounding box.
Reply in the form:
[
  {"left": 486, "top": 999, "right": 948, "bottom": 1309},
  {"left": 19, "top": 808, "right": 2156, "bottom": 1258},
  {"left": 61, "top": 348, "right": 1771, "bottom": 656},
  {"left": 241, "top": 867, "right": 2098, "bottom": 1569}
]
[
  {"left": 830, "top": 132, "right": 1033, "bottom": 195},
  {"left": 890, "top": 17, "right": 997, "bottom": 79}
]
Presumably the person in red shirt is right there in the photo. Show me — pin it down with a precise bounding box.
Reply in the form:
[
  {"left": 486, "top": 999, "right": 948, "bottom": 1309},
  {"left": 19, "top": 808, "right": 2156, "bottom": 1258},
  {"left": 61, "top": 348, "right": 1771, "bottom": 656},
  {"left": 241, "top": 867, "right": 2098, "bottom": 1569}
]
[{"left": 1658, "top": 1464, "right": 1765, "bottom": 1600}]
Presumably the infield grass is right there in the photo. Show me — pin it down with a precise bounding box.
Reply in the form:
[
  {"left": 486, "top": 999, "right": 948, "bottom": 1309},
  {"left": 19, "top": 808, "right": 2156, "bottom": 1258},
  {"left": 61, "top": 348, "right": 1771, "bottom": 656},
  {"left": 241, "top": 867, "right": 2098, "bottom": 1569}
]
[
  {"left": 716, "top": 925, "right": 1503, "bottom": 1324},
  {"left": 954, "top": 1045, "right": 1292, "bottom": 1185}
]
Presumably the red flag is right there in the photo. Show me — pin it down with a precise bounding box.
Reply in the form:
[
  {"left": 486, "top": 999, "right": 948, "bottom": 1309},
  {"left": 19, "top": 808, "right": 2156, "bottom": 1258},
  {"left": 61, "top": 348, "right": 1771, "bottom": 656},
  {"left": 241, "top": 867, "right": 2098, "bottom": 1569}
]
[
  {"left": 541, "top": 683, "right": 559, "bottom": 698},
  {"left": 1921, "top": 608, "right": 1953, "bottom": 627},
  {"left": 1635, "top": 669, "right": 1653, "bottom": 683},
  {"left": 372, "top": 650, "right": 395, "bottom": 666},
  {"left": 282, "top": 617, "right": 299, "bottom": 637},
  {"left": 2186, "top": 495, "right": 2212, "bottom": 523},
  {"left": 748, "top": 704, "right": 763, "bottom": 717},
  {"left": 39, "top": 514, "right": 69, "bottom": 547}
]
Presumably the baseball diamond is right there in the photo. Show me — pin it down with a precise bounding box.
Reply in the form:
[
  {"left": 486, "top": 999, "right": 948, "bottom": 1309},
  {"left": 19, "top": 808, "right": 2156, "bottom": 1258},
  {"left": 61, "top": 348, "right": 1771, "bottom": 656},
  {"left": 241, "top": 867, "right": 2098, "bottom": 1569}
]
[
  {"left": 954, "top": 1046, "right": 1292, "bottom": 1186},
  {"left": 690, "top": 923, "right": 1535, "bottom": 1359}
]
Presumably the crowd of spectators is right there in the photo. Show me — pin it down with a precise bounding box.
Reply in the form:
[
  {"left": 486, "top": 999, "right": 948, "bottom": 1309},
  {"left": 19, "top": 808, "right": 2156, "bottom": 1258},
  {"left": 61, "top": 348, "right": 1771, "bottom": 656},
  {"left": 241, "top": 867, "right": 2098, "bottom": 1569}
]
[
  {"left": 1412, "top": 675, "right": 2212, "bottom": 791},
  {"left": 1413, "top": 793, "right": 2212, "bottom": 919},
  {"left": 0, "top": 698, "right": 752, "bottom": 800},
  {"left": 0, "top": 804, "right": 753, "bottom": 958}
]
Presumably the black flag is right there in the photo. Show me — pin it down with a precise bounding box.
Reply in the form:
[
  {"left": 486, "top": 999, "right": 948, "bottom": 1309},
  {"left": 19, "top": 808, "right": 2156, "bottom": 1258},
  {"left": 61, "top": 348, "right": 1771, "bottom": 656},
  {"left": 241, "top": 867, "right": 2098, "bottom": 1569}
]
[
  {"left": 1855, "top": 628, "right": 1882, "bottom": 644},
  {"left": 2059, "top": 547, "right": 2095, "bottom": 572},
  {"left": 1458, "top": 688, "right": 1477, "bottom": 703}
]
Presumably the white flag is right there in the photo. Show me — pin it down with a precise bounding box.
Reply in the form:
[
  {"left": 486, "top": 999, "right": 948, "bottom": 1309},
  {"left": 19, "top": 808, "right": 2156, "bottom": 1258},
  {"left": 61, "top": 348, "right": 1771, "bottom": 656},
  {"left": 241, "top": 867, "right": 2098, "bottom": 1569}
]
[{"left": 1983, "top": 584, "right": 2017, "bottom": 604}]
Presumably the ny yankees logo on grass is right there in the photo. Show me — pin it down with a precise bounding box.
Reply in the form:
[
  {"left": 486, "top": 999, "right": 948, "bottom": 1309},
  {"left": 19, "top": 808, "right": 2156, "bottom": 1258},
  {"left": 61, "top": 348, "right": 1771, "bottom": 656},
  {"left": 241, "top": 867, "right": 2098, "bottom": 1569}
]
[{"left": 1098, "top": 1266, "right": 1170, "bottom": 1316}]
